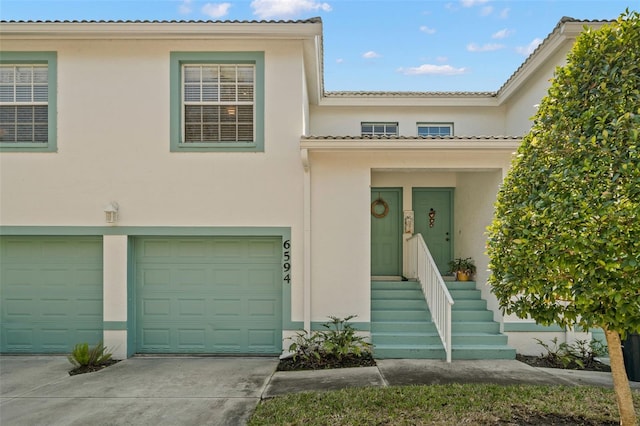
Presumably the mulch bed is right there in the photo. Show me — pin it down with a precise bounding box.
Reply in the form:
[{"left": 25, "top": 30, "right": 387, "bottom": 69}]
[
  {"left": 68, "top": 359, "right": 121, "bottom": 376},
  {"left": 277, "top": 353, "right": 376, "bottom": 371},
  {"left": 516, "top": 354, "right": 611, "bottom": 372}
]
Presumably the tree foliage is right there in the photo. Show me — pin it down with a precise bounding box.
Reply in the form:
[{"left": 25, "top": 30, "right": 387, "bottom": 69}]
[{"left": 487, "top": 11, "right": 640, "bottom": 336}]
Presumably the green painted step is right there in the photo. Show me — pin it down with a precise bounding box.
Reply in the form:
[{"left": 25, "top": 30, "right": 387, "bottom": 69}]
[
  {"left": 445, "top": 281, "right": 477, "bottom": 290},
  {"left": 448, "top": 289, "right": 482, "bottom": 299},
  {"left": 374, "top": 344, "right": 445, "bottom": 359},
  {"left": 451, "top": 299, "right": 487, "bottom": 311},
  {"left": 452, "top": 321, "right": 500, "bottom": 333},
  {"left": 452, "top": 333, "right": 509, "bottom": 346},
  {"left": 372, "top": 309, "right": 431, "bottom": 322},
  {"left": 372, "top": 280, "right": 421, "bottom": 290},
  {"left": 452, "top": 310, "right": 494, "bottom": 322},
  {"left": 374, "top": 332, "right": 443, "bottom": 346},
  {"left": 372, "top": 321, "right": 435, "bottom": 333},
  {"left": 372, "top": 288, "right": 424, "bottom": 299},
  {"left": 372, "top": 299, "right": 428, "bottom": 310}
]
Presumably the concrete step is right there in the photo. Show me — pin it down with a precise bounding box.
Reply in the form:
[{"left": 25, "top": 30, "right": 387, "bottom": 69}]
[{"left": 452, "top": 345, "right": 517, "bottom": 360}]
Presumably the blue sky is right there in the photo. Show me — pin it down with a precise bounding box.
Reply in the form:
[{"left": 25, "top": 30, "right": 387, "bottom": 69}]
[{"left": 1, "top": 0, "right": 635, "bottom": 91}]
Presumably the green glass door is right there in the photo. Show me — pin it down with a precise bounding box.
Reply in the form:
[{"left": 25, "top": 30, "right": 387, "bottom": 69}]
[
  {"left": 412, "top": 188, "right": 453, "bottom": 274},
  {"left": 371, "top": 188, "right": 402, "bottom": 276}
]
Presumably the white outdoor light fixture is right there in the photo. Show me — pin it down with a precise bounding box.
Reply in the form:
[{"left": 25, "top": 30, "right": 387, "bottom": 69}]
[{"left": 104, "top": 202, "right": 119, "bottom": 224}]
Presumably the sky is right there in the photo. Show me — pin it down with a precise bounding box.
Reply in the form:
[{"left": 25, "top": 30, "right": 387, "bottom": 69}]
[{"left": 1, "top": 0, "right": 636, "bottom": 92}]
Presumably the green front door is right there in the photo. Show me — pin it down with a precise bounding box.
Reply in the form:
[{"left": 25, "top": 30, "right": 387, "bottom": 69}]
[
  {"left": 371, "top": 188, "right": 402, "bottom": 276},
  {"left": 134, "top": 236, "right": 282, "bottom": 355},
  {"left": 413, "top": 188, "right": 453, "bottom": 274},
  {"left": 0, "top": 236, "right": 103, "bottom": 353}
]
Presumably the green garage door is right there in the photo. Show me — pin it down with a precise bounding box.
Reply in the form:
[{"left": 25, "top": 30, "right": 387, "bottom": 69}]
[
  {"left": 135, "top": 236, "right": 282, "bottom": 354},
  {"left": 0, "top": 236, "right": 103, "bottom": 353}
]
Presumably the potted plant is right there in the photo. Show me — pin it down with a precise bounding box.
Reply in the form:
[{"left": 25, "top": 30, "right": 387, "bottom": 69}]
[{"left": 448, "top": 257, "right": 476, "bottom": 281}]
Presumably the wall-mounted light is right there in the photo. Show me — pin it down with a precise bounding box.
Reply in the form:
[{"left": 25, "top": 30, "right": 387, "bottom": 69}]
[{"left": 104, "top": 202, "right": 119, "bottom": 224}]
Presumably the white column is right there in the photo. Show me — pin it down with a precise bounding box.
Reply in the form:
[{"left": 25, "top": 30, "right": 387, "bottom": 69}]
[{"left": 103, "top": 235, "right": 129, "bottom": 359}]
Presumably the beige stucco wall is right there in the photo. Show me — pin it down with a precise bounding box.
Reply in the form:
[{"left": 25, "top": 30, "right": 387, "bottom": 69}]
[
  {"left": 310, "top": 105, "right": 507, "bottom": 137},
  {"left": 503, "top": 47, "right": 571, "bottom": 136},
  {"left": 0, "top": 37, "right": 309, "bottom": 337}
]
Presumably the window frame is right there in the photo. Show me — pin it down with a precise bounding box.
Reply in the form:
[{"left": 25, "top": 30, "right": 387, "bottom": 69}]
[
  {"left": 170, "top": 52, "right": 264, "bottom": 152},
  {"left": 361, "top": 122, "right": 399, "bottom": 137},
  {"left": 417, "top": 122, "right": 454, "bottom": 137},
  {"left": 0, "top": 52, "right": 57, "bottom": 153}
]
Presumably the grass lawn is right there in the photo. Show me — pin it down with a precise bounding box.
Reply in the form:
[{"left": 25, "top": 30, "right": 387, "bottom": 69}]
[{"left": 249, "top": 383, "right": 640, "bottom": 425}]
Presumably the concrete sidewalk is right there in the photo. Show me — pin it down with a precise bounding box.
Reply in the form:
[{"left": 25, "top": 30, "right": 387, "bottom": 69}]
[
  {"left": 2, "top": 356, "right": 639, "bottom": 425},
  {"left": 263, "top": 358, "right": 640, "bottom": 398}
]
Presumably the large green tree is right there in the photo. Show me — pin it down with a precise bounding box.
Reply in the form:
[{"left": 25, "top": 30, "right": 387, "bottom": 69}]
[{"left": 487, "top": 11, "right": 640, "bottom": 425}]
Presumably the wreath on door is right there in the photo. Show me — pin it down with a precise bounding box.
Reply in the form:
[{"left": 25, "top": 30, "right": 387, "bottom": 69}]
[{"left": 371, "top": 197, "right": 389, "bottom": 218}]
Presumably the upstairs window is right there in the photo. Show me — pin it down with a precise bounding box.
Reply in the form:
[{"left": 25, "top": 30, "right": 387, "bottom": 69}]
[
  {"left": 361, "top": 122, "right": 398, "bottom": 137},
  {"left": 0, "top": 52, "right": 57, "bottom": 152},
  {"left": 417, "top": 123, "right": 453, "bottom": 137},
  {"left": 170, "top": 52, "right": 264, "bottom": 152}
]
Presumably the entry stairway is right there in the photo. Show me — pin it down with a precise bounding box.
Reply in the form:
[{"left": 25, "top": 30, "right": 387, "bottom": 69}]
[{"left": 371, "top": 280, "right": 516, "bottom": 360}]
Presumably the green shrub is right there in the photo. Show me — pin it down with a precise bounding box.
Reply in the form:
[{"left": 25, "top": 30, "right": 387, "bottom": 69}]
[
  {"left": 68, "top": 341, "right": 112, "bottom": 368},
  {"left": 288, "top": 315, "right": 372, "bottom": 364},
  {"left": 535, "top": 337, "right": 607, "bottom": 370}
]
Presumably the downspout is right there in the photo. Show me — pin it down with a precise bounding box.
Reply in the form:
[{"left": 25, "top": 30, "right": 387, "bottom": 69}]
[{"left": 301, "top": 148, "right": 312, "bottom": 333}]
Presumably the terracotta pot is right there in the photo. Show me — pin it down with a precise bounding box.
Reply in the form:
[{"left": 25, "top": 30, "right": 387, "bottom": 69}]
[{"left": 456, "top": 271, "right": 471, "bottom": 281}]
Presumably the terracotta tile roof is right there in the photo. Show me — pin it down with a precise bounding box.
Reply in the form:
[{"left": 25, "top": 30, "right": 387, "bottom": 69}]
[
  {"left": 324, "top": 91, "right": 496, "bottom": 98},
  {"left": 302, "top": 135, "right": 521, "bottom": 140},
  {"left": 0, "top": 18, "right": 322, "bottom": 24},
  {"left": 495, "top": 17, "right": 614, "bottom": 96}
]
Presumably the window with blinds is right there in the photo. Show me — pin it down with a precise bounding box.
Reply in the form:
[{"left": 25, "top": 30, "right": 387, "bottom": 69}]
[
  {"left": 417, "top": 123, "right": 453, "bottom": 137},
  {"left": 182, "top": 64, "right": 255, "bottom": 143},
  {"left": 361, "top": 122, "right": 398, "bottom": 137},
  {"left": 0, "top": 65, "right": 49, "bottom": 143}
]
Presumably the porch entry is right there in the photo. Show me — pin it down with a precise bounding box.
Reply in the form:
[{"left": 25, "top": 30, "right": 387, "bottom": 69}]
[
  {"left": 371, "top": 188, "right": 402, "bottom": 276},
  {"left": 412, "top": 188, "right": 453, "bottom": 274}
]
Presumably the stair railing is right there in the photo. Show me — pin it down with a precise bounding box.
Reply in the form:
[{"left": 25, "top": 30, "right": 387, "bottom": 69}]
[{"left": 406, "top": 233, "right": 454, "bottom": 362}]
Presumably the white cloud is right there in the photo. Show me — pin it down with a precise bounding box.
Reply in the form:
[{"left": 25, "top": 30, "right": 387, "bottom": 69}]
[
  {"left": 178, "top": 0, "right": 192, "bottom": 14},
  {"left": 336, "top": 58, "right": 344, "bottom": 64},
  {"left": 251, "top": 0, "right": 332, "bottom": 19},
  {"left": 480, "top": 6, "right": 493, "bottom": 16},
  {"left": 362, "top": 51, "right": 381, "bottom": 59},
  {"left": 466, "top": 42, "right": 504, "bottom": 52},
  {"left": 398, "top": 64, "right": 467, "bottom": 76},
  {"left": 436, "top": 56, "right": 448, "bottom": 63},
  {"left": 499, "top": 7, "right": 510, "bottom": 19},
  {"left": 516, "top": 37, "right": 543, "bottom": 56},
  {"left": 202, "top": 3, "right": 232, "bottom": 18},
  {"left": 460, "top": 0, "right": 489, "bottom": 7},
  {"left": 492, "top": 28, "right": 514, "bottom": 39},
  {"left": 419, "top": 25, "right": 436, "bottom": 34}
]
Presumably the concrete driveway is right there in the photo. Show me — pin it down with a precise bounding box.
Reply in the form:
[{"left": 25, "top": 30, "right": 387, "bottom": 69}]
[{"left": 0, "top": 356, "right": 278, "bottom": 426}]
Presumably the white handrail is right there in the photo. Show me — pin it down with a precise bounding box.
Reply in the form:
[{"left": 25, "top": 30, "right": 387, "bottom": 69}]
[{"left": 406, "top": 234, "right": 454, "bottom": 363}]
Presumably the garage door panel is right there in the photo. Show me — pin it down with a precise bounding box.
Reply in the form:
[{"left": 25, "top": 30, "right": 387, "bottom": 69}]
[
  {"left": 136, "top": 236, "right": 282, "bottom": 354},
  {"left": 1, "top": 237, "right": 103, "bottom": 353}
]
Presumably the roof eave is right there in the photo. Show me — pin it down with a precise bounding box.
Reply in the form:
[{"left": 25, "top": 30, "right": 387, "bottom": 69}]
[
  {"left": 300, "top": 137, "right": 522, "bottom": 151},
  {"left": 0, "top": 20, "right": 323, "bottom": 40},
  {"left": 495, "top": 19, "right": 609, "bottom": 104}
]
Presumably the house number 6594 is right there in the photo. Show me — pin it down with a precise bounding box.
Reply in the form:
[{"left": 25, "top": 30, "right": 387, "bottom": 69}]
[{"left": 283, "top": 239, "right": 291, "bottom": 283}]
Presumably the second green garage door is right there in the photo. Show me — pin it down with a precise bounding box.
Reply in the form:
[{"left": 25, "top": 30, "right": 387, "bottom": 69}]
[{"left": 135, "top": 236, "right": 282, "bottom": 355}]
